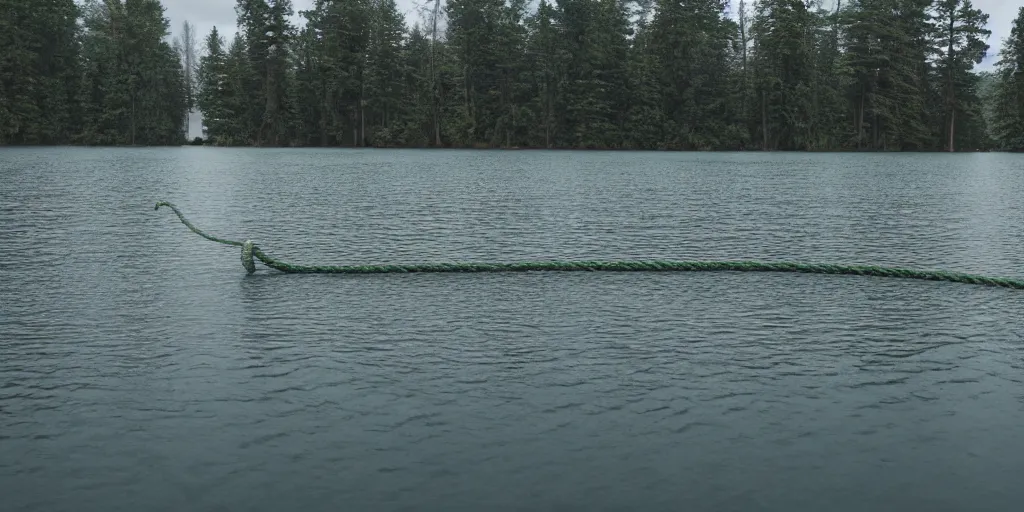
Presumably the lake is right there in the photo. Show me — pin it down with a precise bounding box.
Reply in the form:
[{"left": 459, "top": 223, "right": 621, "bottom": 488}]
[{"left": 2, "top": 147, "right": 1024, "bottom": 512}]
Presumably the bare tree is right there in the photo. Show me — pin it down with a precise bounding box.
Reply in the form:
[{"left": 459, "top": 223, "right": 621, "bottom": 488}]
[
  {"left": 174, "top": 21, "right": 199, "bottom": 139},
  {"left": 429, "top": 0, "right": 442, "bottom": 146}
]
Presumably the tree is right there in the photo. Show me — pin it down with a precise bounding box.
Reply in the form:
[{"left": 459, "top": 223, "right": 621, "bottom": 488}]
[
  {"left": 197, "top": 26, "right": 228, "bottom": 143},
  {"left": 931, "top": 0, "right": 991, "bottom": 151},
  {"left": 12, "top": 0, "right": 998, "bottom": 151},
  {"left": 77, "top": 0, "right": 187, "bottom": 145},
  {"left": 235, "top": 0, "right": 296, "bottom": 146},
  {"left": 991, "top": 7, "right": 1024, "bottom": 150},
  {"left": 174, "top": 20, "right": 200, "bottom": 137},
  {"left": 0, "top": 0, "right": 81, "bottom": 144},
  {"left": 364, "top": 0, "right": 408, "bottom": 146},
  {"left": 842, "top": 0, "right": 934, "bottom": 151},
  {"left": 647, "top": 0, "right": 737, "bottom": 149},
  {"left": 525, "top": 0, "right": 566, "bottom": 148},
  {"left": 751, "top": 0, "right": 816, "bottom": 150}
]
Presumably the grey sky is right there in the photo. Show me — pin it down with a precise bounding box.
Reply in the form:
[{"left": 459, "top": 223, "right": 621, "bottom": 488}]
[
  {"left": 163, "top": 0, "right": 1023, "bottom": 70},
  {"left": 162, "top": 0, "right": 424, "bottom": 49}
]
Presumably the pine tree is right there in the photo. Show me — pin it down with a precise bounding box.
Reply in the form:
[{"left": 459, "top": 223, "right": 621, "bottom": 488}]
[
  {"left": 751, "top": 0, "right": 816, "bottom": 150},
  {"left": 555, "top": 0, "right": 632, "bottom": 148},
  {"left": 524, "top": 0, "right": 564, "bottom": 148},
  {"left": 0, "top": 0, "right": 81, "bottom": 144},
  {"left": 234, "top": 0, "right": 296, "bottom": 146},
  {"left": 77, "top": 0, "right": 187, "bottom": 145},
  {"left": 364, "top": 0, "right": 408, "bottom": 146},
  {"left": 198, "top": 27, "right": 229, "bottom": 143},
  {"left": 991, "top": 7, "right": 1024, "bottom": 150},
  {"left": 842, "top": 0, "right": 934, "bottom": 151},
  {"left": 648, "top": 0, "right": 736, "bottom": 149},
  {"left": 7, "top": 0, "right": 1012, "bottom": 151},
  {"left": 931, "top": 0, "right": 991, "bottom": 151}
]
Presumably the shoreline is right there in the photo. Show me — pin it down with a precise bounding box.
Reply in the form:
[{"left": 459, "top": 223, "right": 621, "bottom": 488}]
[{"left": 1, "top": 144, "right": 1016, "bottom": 153}]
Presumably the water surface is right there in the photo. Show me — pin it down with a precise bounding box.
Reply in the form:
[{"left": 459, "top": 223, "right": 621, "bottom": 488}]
[{"left": 2, "top": 148, "right": 1024, "bottom": 511}]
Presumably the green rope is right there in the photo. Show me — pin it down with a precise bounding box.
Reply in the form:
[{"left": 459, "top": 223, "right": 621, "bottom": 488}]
[{"left": 155, "top": 201, "right": 1024, "bottom": 290}]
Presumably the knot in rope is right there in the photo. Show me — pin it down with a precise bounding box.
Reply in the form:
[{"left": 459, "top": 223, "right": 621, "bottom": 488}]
[{"left": 241, "top": 240, "right": 256, "bottom": 275}]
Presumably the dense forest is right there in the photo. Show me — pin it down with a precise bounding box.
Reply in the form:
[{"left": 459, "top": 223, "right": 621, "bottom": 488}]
[{"left": 2, "top": 0, "right": 1024, "bottom": 151}]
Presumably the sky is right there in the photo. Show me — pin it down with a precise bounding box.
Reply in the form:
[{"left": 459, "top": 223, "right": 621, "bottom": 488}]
[
  {"left": 161, "top": 0, "right": 1022, "bottom": 69},
  {"left": 162, "top": 0, "right": 423, "bottom": 49},
  {"left": 158, "top": 0, "right": 1023, "bottom": 137}
]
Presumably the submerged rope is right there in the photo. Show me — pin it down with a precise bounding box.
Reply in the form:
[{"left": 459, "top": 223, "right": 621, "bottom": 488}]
[{"left": 155, "top": 201, "right": 1024, "bottom": 290}]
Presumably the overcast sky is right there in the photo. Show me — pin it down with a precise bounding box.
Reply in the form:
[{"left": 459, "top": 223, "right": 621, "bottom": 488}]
[
  {"left": 159, "top": 0, "right": 1022, "bottom": 137},
  {"left": 162, "top": 0, "right": 423, "bottom": 49},
  {"left": 162, "top": 0, "right": 1022, "bottom": 70}
]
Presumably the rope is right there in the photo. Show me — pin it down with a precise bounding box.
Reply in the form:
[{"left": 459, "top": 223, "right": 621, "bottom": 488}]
[{"left": 155, "top": 201, "right": 1024, "bottom": 290}]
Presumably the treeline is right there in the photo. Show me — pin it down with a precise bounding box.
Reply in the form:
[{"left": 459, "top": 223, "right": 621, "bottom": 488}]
[
  {"left": 2, "top": 1, "right": 1024, "bottom": 151},
  {"left": 203, "top": 0, "right": 1024, "bottom": 151},
  {"left": 0, "top": 0, "right": 190, "bottom": 145}
]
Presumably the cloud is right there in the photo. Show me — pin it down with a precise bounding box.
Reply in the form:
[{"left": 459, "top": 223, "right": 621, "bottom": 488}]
[
  {"left": 162, "top": 0, "right": 427, "bottom": 49},
  {"left": 973, "top": 0, "right": 1020, "bottom": 69}
]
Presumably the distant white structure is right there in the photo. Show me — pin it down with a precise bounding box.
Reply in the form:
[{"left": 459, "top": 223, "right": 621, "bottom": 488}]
[{"left": 188, "top": 110, "right": 204, "bottom": 140}]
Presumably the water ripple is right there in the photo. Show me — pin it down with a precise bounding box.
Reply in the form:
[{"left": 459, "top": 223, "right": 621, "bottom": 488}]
[{"left": 2, "top": 148, "right": 1024, "bottom": 512}]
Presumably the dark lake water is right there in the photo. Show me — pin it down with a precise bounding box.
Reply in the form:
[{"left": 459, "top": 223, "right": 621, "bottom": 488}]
[{"left": 3, "top": 147, "right": 1024, "bottom": 511}]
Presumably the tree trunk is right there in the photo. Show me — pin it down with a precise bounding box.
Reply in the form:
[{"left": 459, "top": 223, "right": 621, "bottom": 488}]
[
  {"left": 948, "top": 12, "right": 956, "bottom": 152},
  {"left": 739, "top": 0, "right": 748, "bottom": 123},
  {"left": 872, "top": 112, "right": 878, "bottom": 148},
  {"left": 430, "top": 0, "right": 441, "bottom": 147},
  {"left": 131, "top": 95, "right": 136, "bottom": 145},
  {"left": 464, "top": 64, "right": 472, "bottom": 141},
  {"left": 858, "top": 85, "right": 865, "bottom": 150},
  {"left": 761, "top": 89, "right": 768, "bottom": 150},
  {"left": 949, "top": 109, "right": 955, "bottom": 152},
  {"left": 546, "top": 82, "right": 553, "bottom": 148}
]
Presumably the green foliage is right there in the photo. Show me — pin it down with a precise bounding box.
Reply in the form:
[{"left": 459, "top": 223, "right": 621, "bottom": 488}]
[
  {"left": 842, "top": 0, "right": 935, "bottom": 151},
  {"left": 5, "top": 0, "right": 1020, "bottom": 151},
  {"left": 931, "top": 0, "right": 992, "bottom": 151},
  {"left": 76, "top": 0, "right": 187, "bottom": 145},
  {"left": 0, "top": 0, "right": 81, "bottom": 144},
  {"left": 991, "top": 7, "right": 1024, "bottom": 150},
  {"left": 1, "top": 0, "right": 188, "bottom": 145}
]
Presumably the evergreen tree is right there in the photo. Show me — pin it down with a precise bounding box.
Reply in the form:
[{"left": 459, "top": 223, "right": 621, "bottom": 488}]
[
  {"left": 197, "top": 27, "right": 230, "bottom": 144},
  {"left": 555, "top": 0, "right": 632, "bottom": 148},
  {"left": 648, "top": 0, "right": 736, "bottom": 149},
  {"left": 235, "top": 0, "right": 296, "bottom": 146},
  {"left": 364, "top": 0, "right": 409, "bottom": 146},
  {"left": 77, "top": 0, "right": 187, "bottom": 145},
  {"left": 2, "top": 0, "right": 1012, "bottom": 152},
  {"left": 842, "top": 0, "right": 934, "bottom": 151},
  {"left": 524, "top": 0, "right": 565, "bottom": 148},
  {"left": 392, "top": 25, "right": 436, "bottom": 146},
  {"left": 0, "top": 0, "right": 81, "bottom": 144},
  {"left": 991, "top": 7, "right": 1024, "bottom": 150},
  {"left": 751, "top": 0, "right": 816, "bottom": 150},
  {"left": 931, "top": 0, "right": 991, "bottom": 151}
]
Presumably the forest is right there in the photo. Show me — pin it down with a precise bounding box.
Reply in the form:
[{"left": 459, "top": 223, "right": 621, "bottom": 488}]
[{"left": 2, "top": 0, "right": 1024, "bottom": 151}]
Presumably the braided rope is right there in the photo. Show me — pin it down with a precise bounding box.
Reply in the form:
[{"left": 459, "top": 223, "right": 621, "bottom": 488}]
[{"left": 155, "top": 201, "right": 1024, "bottom": 290}]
